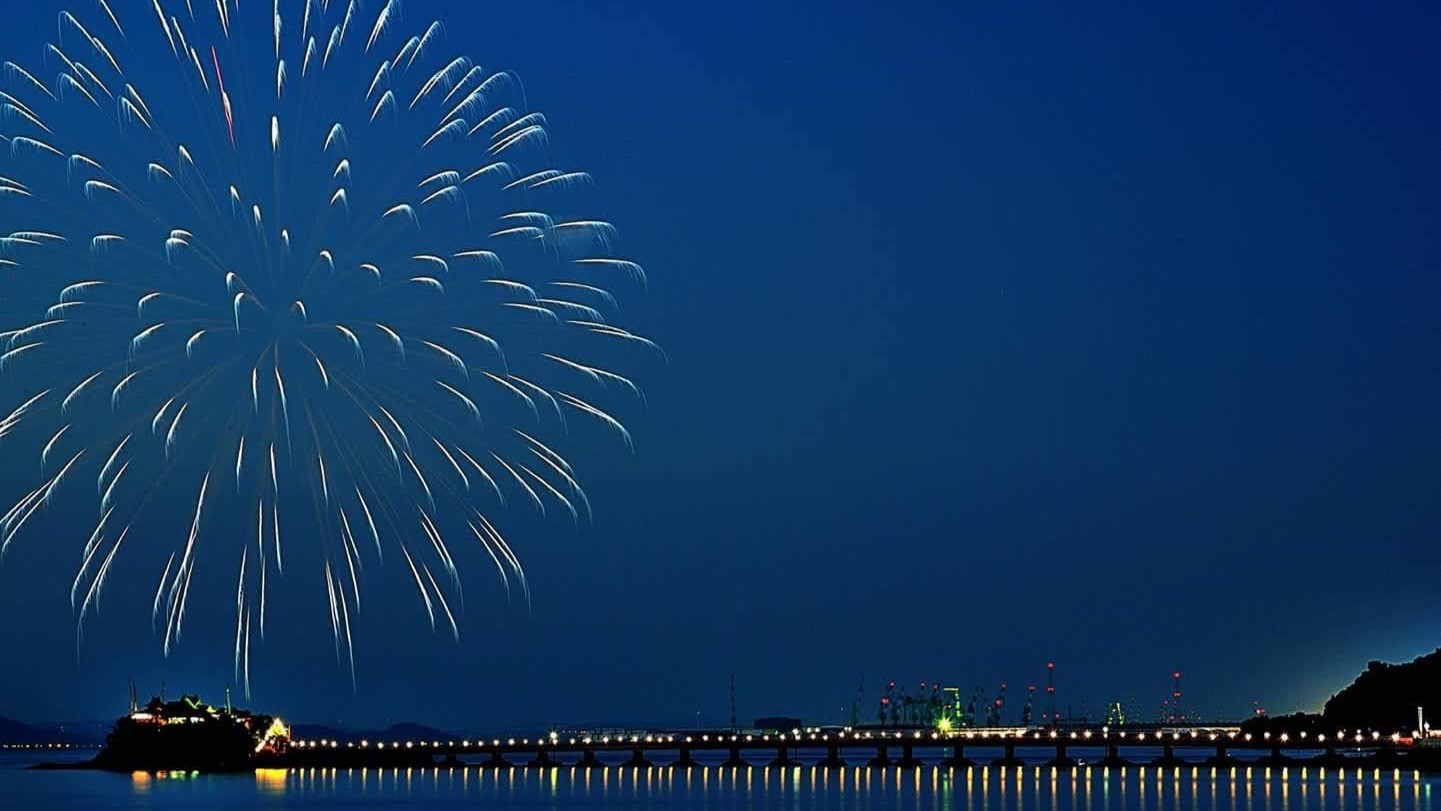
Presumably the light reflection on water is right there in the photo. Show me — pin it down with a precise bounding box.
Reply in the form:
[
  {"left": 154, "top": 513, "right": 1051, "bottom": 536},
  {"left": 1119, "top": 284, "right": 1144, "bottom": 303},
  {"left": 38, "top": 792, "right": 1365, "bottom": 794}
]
[
  {"left": 241, "top": 764, "right": 1434, "bottom": 808},
  {"left": 3, "top": 753, "right": 1435, "bottom": 810}
]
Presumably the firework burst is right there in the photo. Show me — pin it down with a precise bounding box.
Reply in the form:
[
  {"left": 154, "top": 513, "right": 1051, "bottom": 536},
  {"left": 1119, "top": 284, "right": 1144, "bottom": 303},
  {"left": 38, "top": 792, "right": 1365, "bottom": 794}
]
[{"left": 0, "top": 0, "right": 654, "bottom": 692}]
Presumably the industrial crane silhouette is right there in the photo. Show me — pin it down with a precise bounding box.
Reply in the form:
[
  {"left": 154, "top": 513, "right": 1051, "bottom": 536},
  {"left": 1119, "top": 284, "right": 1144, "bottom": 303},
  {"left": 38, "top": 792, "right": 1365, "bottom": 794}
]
[{"left": 984, "top": 682, "right": 1008, "bottom": 727}]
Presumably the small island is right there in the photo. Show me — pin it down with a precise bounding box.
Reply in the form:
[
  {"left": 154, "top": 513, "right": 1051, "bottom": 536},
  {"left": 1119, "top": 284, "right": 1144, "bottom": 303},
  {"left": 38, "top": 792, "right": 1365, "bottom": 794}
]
[{"left": 40, "top": 693, "right": 290, "bottom": 773}]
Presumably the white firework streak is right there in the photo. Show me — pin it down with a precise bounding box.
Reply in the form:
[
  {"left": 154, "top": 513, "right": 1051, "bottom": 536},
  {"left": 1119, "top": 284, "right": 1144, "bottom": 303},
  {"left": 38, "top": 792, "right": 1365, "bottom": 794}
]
[{"left": 0, "top": 0, "right": 655, "bottom": 692}]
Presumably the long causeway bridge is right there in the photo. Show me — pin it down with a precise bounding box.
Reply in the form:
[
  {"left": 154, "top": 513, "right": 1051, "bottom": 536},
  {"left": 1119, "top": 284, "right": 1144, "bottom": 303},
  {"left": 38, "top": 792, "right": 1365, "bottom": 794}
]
[{"left": 283, "top": 726, "right": 1440, "bottom": 771}]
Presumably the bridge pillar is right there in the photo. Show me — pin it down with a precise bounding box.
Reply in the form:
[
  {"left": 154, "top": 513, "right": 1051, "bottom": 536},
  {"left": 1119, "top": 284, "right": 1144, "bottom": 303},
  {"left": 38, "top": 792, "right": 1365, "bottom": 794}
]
[
  {"left": 627, "top": 747, "right": 653, "bottom": 768},
  {"left": 1374, "top": 746, "right": 1400, "bottom": 767},
  {"left": 1204, "top": 743, "right": 1238, "bottom": 768},
  {"left": 1047, "top": 742, "right": 1076, "bottom": 769},
  {"left": 481, "top": 751, "right": 511, "bottom": 769},
  {"left": 1150, "top": 744, "right": 1184, "bottom": 768},
  {"left": 897, "top": 743, "right": 923, "bottom": 768},
  {"left": 669, "top": 746, "right": 698, "bottom": 769},
  {"left": 1098, "top": 742, "right": 1131, "bottom": 768},
  {"left": 769, "top": 744, "right": 800, "bottom": 768},
  {"left": 941, "top": 741, "right": 975, "bottom": 769},
  {"left": 724, "top": 745, "right": 748, "bottom": 768},
  {"left": 443, "top": 752, "right": 460, "bottom": 767},
  {"left": 1310, "top": 746, "right": 1346, "bottom": 768},
  {"left": 818, "top": 743, "right": 847, "bottom": 769},
  {"left": 526, "top": 749, "right": 553, "bottom": 768},
  {"left": 867, "top": 745, "right": 892, "bottom": 768},
  {"left": 1257, "top": 743, "right": 1292, "bottom": 768},
  {"left": 577, "top": 749, "right": 603, "bottom": 769},
  {"left": 993, "top": 743, "right": 1023, "bottom": 768}
]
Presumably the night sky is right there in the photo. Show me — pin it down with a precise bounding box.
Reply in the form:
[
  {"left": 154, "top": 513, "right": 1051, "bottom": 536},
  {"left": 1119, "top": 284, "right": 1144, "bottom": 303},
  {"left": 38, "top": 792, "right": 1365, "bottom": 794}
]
[{"left": 0, "top": 0, "right": 1438, "bottom": 731}]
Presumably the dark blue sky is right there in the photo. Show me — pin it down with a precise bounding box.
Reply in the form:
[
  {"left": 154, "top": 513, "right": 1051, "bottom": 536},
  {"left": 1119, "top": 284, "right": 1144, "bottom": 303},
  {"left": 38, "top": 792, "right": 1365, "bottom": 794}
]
[{"left": 0, "top": 0, "right": 1438, "bottom": 729}]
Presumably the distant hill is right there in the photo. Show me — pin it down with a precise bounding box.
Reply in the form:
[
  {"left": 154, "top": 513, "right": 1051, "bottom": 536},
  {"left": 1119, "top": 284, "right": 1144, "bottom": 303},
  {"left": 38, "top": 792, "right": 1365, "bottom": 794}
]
[
  {"left": 0, "top": 717, "right": 36, "bottom": 744},
  {"left": 290, "top": 722, "right": 457, "bottom": 744},
  {"left": 1324, "top": 648, "right": 1441, "bottom": 730},
  {"left": 0, "top": 716, "right": 108, "bottom": 745}
]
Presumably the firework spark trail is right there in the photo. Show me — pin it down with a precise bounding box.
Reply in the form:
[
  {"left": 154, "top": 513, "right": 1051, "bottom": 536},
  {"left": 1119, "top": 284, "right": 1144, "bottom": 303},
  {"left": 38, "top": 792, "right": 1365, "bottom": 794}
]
[{"left": 0, "top": 0, "right": 656, "bottom": 695}]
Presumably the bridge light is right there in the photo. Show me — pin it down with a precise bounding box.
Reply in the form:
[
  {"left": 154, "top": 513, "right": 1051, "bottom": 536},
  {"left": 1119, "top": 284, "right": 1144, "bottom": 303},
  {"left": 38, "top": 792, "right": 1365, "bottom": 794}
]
[
  {"left": 1244, "top": 734, "right": 1253, "bottom": 742},
  {"left": 1280, "top": 734, "right": 1289, "bottom": 743}
]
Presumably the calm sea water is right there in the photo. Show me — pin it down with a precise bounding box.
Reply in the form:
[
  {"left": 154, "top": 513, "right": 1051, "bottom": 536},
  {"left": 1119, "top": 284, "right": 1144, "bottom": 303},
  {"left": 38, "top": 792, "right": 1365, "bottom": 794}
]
[{"left": 3, "top": 751, "right": 1436, "bottom": 809}]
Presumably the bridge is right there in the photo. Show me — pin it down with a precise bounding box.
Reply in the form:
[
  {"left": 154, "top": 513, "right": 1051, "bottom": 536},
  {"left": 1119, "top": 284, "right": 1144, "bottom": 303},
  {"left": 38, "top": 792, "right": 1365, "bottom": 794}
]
[{"left": 284, "top": 726, "right": 1438, "bottom": 771}]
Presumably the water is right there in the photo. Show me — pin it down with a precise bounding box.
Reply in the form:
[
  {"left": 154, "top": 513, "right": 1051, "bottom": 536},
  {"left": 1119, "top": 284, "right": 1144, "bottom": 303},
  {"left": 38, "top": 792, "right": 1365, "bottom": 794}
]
[{"left": 3, "top": 752, "right": 1437, "bottom": 809}]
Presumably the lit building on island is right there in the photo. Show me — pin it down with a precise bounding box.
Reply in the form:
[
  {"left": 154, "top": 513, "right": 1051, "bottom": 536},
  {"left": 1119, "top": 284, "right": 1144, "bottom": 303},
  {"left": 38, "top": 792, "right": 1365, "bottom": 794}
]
[{"left": 96, "top": 692, "right": 289, "bottom": 771}]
